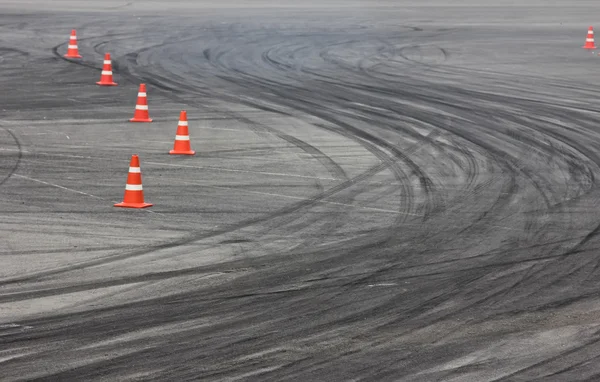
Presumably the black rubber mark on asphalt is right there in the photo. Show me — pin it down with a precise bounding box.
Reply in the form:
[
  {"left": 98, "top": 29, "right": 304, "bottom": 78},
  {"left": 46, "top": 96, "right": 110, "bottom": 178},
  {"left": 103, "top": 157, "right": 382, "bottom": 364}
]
[{"left": 0, "top": 126, "right": 22, "bottom": 187}]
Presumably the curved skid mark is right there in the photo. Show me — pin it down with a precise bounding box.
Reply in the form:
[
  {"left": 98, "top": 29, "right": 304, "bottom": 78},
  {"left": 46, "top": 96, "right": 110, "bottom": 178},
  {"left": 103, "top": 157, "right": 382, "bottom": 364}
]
[{"left": 0, "top": 127, "right": 22, "bottom": 187}]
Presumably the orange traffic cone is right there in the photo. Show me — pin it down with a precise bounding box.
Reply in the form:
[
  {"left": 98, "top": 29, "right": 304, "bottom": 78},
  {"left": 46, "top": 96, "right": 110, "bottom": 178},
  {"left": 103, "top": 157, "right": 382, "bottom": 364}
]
[
  {"left": 114, "top": 154, "right": 153, "bottom": 208},
  {"left": 96, "top": 53, "right": 117, "bottom": 86},
  {"left": 584, "top": 26, "right": 597, "bottom": 49},
  {"left": 130, "top": 84, "right": 152, "bottom": 122},
  {"left": 64, "top": 29, "right": 82, "bottom": 59},
  {"left": 170, "top": 111, "right": 196, "bottom": 155}
]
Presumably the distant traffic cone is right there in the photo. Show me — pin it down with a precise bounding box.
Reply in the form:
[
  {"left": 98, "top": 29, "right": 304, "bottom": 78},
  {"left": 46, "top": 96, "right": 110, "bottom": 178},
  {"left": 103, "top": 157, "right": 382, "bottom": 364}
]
[
  {"left": 130, "top": 84, "right": 152, "bottom": 122},
  {"left": 64, "top": 30, "right": 82, "bottom": 59},
  {"left": 584, "top": 26, "right": 597, "bottom": 49},
  {"left": 169, "top": 111, "right": 196, "bottom": 155},
  {"left": 96, "top": 53, "right": 117, "bottom": 86},
  {"left": 114, "top": 155, "right": 152, "bottom": 208}
]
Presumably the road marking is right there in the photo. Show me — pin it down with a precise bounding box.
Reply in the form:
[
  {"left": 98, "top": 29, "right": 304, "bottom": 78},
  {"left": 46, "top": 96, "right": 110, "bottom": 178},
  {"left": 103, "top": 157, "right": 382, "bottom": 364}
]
[
  {"left": 0, "top": 352, "right": 35, "bottom": 364},
  {"left": 180, "top": 179, "right": 415, "bottom": 215},
  {"left": 12, "top": 174, "right": 163, "bottom": 215},
  {"left": 13, "top": 174, "right": 104, "bottom": 200},
  {"left": 0, "top": 148, "right": 92, "bottom": 159},
  {"left": 146, "top": 161, "right": 340, "bottom": 181},
  {"left": 193, "top": 125, "right": 251, "bottom": 132}
]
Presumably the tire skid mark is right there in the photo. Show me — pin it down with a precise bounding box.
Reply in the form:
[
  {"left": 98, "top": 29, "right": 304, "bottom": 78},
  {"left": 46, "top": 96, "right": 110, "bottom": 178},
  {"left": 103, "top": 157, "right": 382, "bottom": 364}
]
[
  {"left": 116, "top": 37, "right": 418, "bottom": 254},
  {"left": 0, "top": 126, "right": 22, "bottom": 187},
  {"left": 8, "top": 18, "right": 600, "bottom": 380}
]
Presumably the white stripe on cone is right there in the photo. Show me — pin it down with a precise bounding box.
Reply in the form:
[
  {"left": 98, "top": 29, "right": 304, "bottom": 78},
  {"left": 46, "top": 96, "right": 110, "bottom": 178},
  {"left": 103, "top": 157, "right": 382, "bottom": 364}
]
[
  {"left": 587, "top": 38, "right": 594, "bottom": 42},
  {"left": 138, "top": 92, "right": 147, "bottom": 97},
  {"left": 135, "top": 105, "right": 148, "bottom": 110},
  {"left": 101, "top": 70, "right": 113, "bottom": 75},
  {"left": 129, "top": 167, "right": 141, "bottom": 173},
  {"left": 178, "top": 121, "right": 188, "bottom": 126},
  {"left": 175, "top": 135, "right": 190, "bottom": 141},
  {"left": 103, "top": 60, "right": 111, "bottom": 64},
  {"left": 68, "top": 44, "right": 78, "bottom": 49},
  {"left": 125, "top": 184, "right": 143, "bottom": 191},
  {"left": 70, "top": 36, "right": 77, "bottom": 40}
]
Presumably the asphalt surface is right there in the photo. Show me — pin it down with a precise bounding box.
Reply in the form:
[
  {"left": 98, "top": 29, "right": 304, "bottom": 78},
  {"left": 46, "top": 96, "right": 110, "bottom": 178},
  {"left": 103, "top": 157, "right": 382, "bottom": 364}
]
[{"left": 2, "top": 1, "right": 600, "bottom": 381}]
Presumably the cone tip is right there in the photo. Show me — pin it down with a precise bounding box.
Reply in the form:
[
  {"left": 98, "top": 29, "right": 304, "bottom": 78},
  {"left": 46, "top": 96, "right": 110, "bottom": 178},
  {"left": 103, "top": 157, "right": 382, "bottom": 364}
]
[
  {"left": 104, "top": 52, "right": 111, "bottom": 59},
  {"left": 130, "top": 154, "right": 140, "bottom": 167},
  {"left": 71, "top": 29, "right": 77, "bottom": 34},
  {"left": 139, "top": 83, "right": 147, "bottom": 91}
]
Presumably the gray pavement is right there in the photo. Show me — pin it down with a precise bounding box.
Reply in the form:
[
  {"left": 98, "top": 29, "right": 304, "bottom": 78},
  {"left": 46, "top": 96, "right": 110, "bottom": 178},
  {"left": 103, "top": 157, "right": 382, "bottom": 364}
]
[{"left": 2, "top": 1, "right": 600, "bottom": 381}]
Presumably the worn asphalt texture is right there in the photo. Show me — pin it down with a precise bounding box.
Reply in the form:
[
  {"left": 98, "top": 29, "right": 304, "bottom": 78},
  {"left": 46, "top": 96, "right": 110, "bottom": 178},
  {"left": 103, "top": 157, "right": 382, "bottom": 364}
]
[{"left": 2, "top": 1, "right": 600, "bottom": 381}]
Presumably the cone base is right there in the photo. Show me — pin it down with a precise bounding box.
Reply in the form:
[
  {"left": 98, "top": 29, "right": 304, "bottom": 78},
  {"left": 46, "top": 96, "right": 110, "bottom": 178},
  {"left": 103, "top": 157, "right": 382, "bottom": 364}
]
[
  {"left": 129, "top": 118, "right": 153, "bottom": 122},
  {"left": 114, "top": 201, "right": 153, "bottom": 208},
  {"left": 64, "top": 54, "right": 82, "bottom": 59},
  {"left": 97, "top": 81, "right": 118, "bottom": 86},
  {"left": 170, "top": 149, "right": 196, "bottom": 155}
]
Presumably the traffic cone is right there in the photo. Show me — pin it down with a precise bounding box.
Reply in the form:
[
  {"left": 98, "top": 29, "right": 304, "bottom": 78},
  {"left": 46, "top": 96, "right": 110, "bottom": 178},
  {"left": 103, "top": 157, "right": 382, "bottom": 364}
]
[
  {"left": 114, "top": 154, "right": 153, "bottom": 209},
  {"left": 170, "top": 111, "right": 196, "bottom": 155},
  {"left": 96, "top": 53, "right": 117, "bottom": 86},
  {"left": 130, "top": 84, "right": 152, "bottom": 122},
  {"left": 584, "top": 26, "right": 597, "bottom": 49},
  {"left": 64, "top": 29, "right": 82, "bottom": 59}
]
